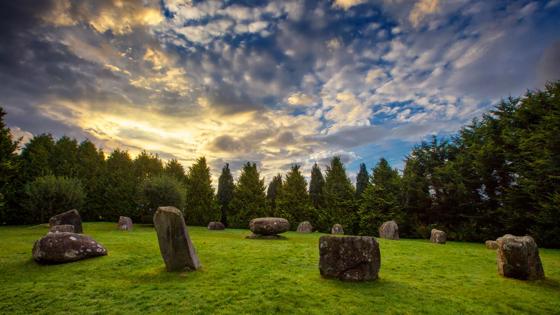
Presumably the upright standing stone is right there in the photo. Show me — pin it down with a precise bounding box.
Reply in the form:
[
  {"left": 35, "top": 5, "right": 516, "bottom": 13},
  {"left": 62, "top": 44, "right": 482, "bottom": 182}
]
[
  {"left": 49, "top": 209, "right": 83, "bottom": 234},
  {"left": 153, "top": 206, "right": 201, "bottom": 272},
  {"left": 379, "top": 220, "right": 399, "bottom": 240},
  {"left": 319, "top": 235, "right": 381, "bottom": 281},
  {"left": 118, "top": 216, "right": 133, "bottom": 231},
  {"left": 486, "top": 240, "right": 498, "bottom": 249},
  {"left": 430, "top": 229, "right": 447, "bottom": 244},
  {"left": 208, "top": 221, "right": 225, "bottom": 230},
  {"left": 496, "top": 234, "right": 544, "bottom": 280},
  {"left": 331, "top": 224, "right": 344, "bottom": 235},
  {"left": 297, "top": 221, "right": 313, "bottom": 233}
]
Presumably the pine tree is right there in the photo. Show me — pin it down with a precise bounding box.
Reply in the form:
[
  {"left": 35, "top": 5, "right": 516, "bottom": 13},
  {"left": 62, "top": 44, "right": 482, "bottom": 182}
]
[
  {"left": 102, "top": 149, "right": 136, "bottom": 220},
  {"left": 164, "top": 159, "right": 187, "bottom": 184},
  {"left": 76, "top": 140, "right": 106, "bottom": 220},
  {"left": 20, "top": 134, "right": 55, "bottom": 182},
  {"left": 359, "top": 158, "right": 402, "bottom": 235},
  {"left": 51, "top": 136, "right": 79, "bottom": 177},
  {"left": 266, "top": 174, "right": 282, "bottom": 214},
  {"left": 309, "top": 163, "right": 325, "bottom": 209},
  {"left": 355, "top": 163, "right": 369, "bottom": 198},
  {"left": 229, "top": 162, "right": 267, "bottom": 228},
  {"left": 321, "top": 157, "right": 357, "bottom": 233},
  {"left": 0, "top": 107, "right": 20, "bottom": 223},
  {"left": 276, "top": 165, "right": 313, "bottom": 227},
  {"left": 133, "top": 151, "right": 163, "bottom": 180},
  {"left": 217, "top": 163, "right": 234, "bottom": 226},
  {"left": 185, "top": 157, "right": 219, "bottom": 226}
]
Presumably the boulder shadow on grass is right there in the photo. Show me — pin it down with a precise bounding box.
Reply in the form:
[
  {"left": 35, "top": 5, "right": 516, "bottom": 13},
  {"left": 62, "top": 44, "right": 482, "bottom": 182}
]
[{"left": 245, "top": 233, "right": 288, "bottom": 240}]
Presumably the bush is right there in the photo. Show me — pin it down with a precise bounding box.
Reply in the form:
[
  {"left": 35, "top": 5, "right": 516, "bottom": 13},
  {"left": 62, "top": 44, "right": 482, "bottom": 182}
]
[
  {"left": 24, "top": 175, "right": 85, "bottom": 223},
  {"left": 138, "top": 174, "right": 186, "bottom": 218}
]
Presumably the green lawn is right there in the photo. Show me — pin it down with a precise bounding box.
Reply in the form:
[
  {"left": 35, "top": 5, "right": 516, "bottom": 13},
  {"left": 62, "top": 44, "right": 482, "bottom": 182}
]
[{"left": 0, "top": 223, "right": 559, "bottom": 314}]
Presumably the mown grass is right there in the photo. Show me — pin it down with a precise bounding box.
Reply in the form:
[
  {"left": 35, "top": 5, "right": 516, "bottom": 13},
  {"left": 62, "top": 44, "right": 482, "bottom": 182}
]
[{"left": 0, "top": 223, "right": 559, "bottom": 314}]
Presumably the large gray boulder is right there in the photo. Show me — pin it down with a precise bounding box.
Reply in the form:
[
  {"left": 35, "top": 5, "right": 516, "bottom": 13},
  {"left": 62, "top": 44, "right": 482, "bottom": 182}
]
[
  {"left": 249, "top": 217, "right": 290, "bottom": 236},
  {"left": 208, "top": 221, "right": 225, "bottom": 230},
  {"left": 430, "top": 229, "right": 447, "bottom": 244},
  {"left": 117, "top": 216, "right": 133, "bottom": 231},
  {"left": 32, "top": 232, "right": 107, "bottom": 264},
  {"left": 496, "top": 234, "right": 544, "bottom": 280},
  {"left": 49, "top": 225, "right": 75, "bottom": 233},
  {"left": 297, "top": 221, "right": 313, "bottom": 233},
  {"left": 486, "top": 240, "right": 498, "bottom": 249},
  {"left": 331, "top": 224, "right": 344, "bottom": 235},
  {"left": 49, "top": 209, "right": 83, "bottom": 234},
  {"left": 379, "top": 220, "right": 399, "bottom": 240},
  {"left": 153, "top": 206, "right": 201, "bottom": 272},
  {"left": 319, "top": 235, "right": 381, "bottom": 281}
]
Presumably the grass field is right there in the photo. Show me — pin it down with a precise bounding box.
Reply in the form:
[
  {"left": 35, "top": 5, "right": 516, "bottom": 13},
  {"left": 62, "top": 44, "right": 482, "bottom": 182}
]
[{"left": 0, "top": 223, "right": 559, "bottom": 314}]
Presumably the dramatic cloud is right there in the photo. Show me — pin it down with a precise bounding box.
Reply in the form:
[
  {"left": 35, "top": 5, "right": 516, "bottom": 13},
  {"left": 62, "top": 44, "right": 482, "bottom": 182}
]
[{"left": 1, "top": 0, "right": 559, "bottom": 182}]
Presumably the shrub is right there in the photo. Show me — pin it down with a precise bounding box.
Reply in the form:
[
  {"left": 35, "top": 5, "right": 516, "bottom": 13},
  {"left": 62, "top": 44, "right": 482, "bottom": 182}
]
[
  {"left": 138, "top": 174, "right": 186, "bottom": 218},
  {"left": 24, "top": 175, "right": 85, "bottom": 223}
]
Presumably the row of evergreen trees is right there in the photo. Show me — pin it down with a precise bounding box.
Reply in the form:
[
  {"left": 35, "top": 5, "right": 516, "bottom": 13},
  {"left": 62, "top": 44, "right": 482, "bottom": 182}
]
[{"left": 0, "top": 82, "right": 558, "bottom": 246}]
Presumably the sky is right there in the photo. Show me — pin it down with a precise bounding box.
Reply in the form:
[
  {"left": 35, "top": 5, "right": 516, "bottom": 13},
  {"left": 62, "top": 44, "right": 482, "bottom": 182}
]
[{"left": 1, "top": 0, "right": 559, "bottom": 183}]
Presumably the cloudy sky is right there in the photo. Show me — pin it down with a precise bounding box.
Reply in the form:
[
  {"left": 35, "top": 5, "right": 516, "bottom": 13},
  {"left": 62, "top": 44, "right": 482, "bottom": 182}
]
[{"left": 1, "top": 0, "right": 559, "bottom": 182}]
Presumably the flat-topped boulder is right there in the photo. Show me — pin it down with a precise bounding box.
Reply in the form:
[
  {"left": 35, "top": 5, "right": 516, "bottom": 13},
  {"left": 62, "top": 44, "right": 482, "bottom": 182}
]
[
  {"left": 496, "top": 234, "right": 544, "bottom": 280},
  {"left": 32, "top": 232, "right": 107, "bottom": 264},
  {"left": 153, "top": 206, "right": 201, "bottom": 272},
  {"left": 297, "top": 221, "right": 313, "bottom": 233},
  {"left": 486, "top": 240, "right": 498, "bottom": 249},
  {"left": 379, "top": 220, "right": 399, "bottom": 240},
  {"left": 331, "top": 224, "right": 344, "bottom": 235},
  {"left": 319, "top": 235, "right": 381, "bottom": 281},
  {"left": 117, "top": 216, "right": 133, "bottom": 231},
  {"left": 208, "top": 221, "right": 225, "bottom": 230},
  {"left": 49, "top": 209, "right": 82, "bottom": 234},
  {"left": 249, "top": 217, "right": 290, "bottom": 236},
  {"left": 49, "top": 225, "right": 74, "bottom": 233},
  {"left": 430, "top": 229, "right": 447, "bottom": 244}
]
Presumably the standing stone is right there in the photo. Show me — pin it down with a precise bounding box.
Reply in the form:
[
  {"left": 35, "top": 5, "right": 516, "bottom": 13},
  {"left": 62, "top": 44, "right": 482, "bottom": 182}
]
[
  {"left": 319, "top": 235, "right": 381, "bottom": 281},
  {"left": 153, "top": 206, "right": 201, "bottom": 272},
  {"left": 486, "top": 240, "right": 498, "bottom": 249},
  {"left": 118, "top": 216, "right": 133, "bottom": 231},
  {"left": 331, "top": 224, "right": 344, "bottom": 235},
  {"left": 49, "top": 209, "right": 83, "bottom": 234},
  {"left": 49, "top": 225, "right": 75, "bottom": 233},
  {"left": 248, "top": 217, "right": 290, "bottom": 237},
  {"left": 379, "top": 220, "right": 399, "bottom": 240},
  {"left": 496, "top": 234, "right": 544, "bottom": 280},
  {"left": 297, "top": 221, "right": 313, "bottom": 233},
  {"left": 208, "top": 221, "right": 225, "bottom": 230},
  {"left": 32, "top": 232, "right": 107, "bottom": 264},
  {"left": 430, "top": 229, "right": 447, "bottom": 244}
]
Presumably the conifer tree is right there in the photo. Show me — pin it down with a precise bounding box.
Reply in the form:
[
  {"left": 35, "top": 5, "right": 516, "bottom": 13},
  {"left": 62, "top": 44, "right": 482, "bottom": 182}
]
[
  {"left": 266, "top": 174, "right": 282, "bottom": 214},
  {"left": 51, "top": 136, "right": 79, "bottom": 177},
  {"left": 164, "top": 159, "right": 187, "bottom": 184},
  {"left": 309, "top": 163, "right": 325, "bottom": 209},
  {"left": 102, "top": 149, "right": 136, "bottom": 220},
  {"left": 217, "top": 163, "right": 234, "bottom": 226},
  {"left": 76, "top": 140, "right": 106, "bottom": 220},
  {"left": 355, "top": 163, "right": 369, "bottom": 198},
  {"left": 276, "top": 165, "right": 313, "bottom": 227},
  {"left": 0, "top": 107, "right": 20, "bottom": 223},
  {"left": 321, "top": 157, "right": 357, "bottom": 233},
  {"left": 229, "top": 162, "right": 267, "bottom": 228},
  {"left": 20, "top": 134, "right": 55, "bottom": 182},
  {"left": 185, "top": 157, "right": 219, "bottom": 226},
  {"left": 133, "top": 151, "right": 163, "bottom": 180}
]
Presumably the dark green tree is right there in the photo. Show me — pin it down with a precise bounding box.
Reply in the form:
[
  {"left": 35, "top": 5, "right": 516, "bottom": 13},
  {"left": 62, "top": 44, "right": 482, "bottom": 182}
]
[
  {"left": 229, "top": 162, "right": 267, "bottom": 228},
  {"left": 217, "top": 163, "right": 234, "bottom": 226},
  {"left": 133, "top": 151, "right": 163, "bottom": 180},
  {"left": 0, "top": 107, "right": 20, "bottom": 224},
  {"left": 51, "top": 136, "right": 79, "bottom": 177},
  {"left": 309, "top": 163, "right": 325, "bottom": 209},
  {"left": 20, "top": 134, "right": 55, "bottom": 182},
  {"left": 320, "top": 157, "right": 357, "bottom": 233},
  {"left": 164, "top": 159, "right": 187, "bottom": 184},
  {"left": 138, "top": 174, "right": 186, "bottom": 216},
  {"left": 185, "top": 157, "right": 219, "bottom": 226},
  {"left": 276, "top": 165, "right": 313, "bottom": 227},
  {"left": 355, "top": 163, "right": 369, "bottom": 198},
  {"left": 102, "top": 149, "right": 136, "bottom": 220},
  {"left": 76, "top": 140, "right": 106, "bottom": 220},
  {"left": 266, "top": 174, "right": 283, "bottom": 214}
]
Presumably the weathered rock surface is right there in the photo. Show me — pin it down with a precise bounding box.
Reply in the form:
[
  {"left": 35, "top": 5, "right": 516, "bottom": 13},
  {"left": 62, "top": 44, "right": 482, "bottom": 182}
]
[
  {"left": 49, "top": 225, "right": 74, "bottom": 233},
  {"left": 297, "top": 221, "right": 313, "bottom": 233},
  {"left": 331, "top": 224, "right": 344, "bottom": 235},
  {"left": 249, "top": 217, "right": 290, "bottom": 236},
  {"left": 32, "top": 232, "right": 107, "bottom": 264},
  {"left": 208, "top": 221, "right": 225, "bottom": 230},
  {"left": 486, "top": 240, "right": 498, "bottom": 249},
  {"left": 319, "top": 235, "right": 381, "bottom": 281},
  {"left": 496, "top": 234, "right": 544, "bottom": 280},
  {"left": 430, "top": 229, "right": 447, "bottom": 244},
  {"left": 118, "top": 216, "right": 133, "bottom": 231},
  {"left": 379, "top": 220, "right": 399, "bottom": 240},
  {"left": 153, "top": 206, "right": 201, "bottom": 272},
  {"left": 49, "top": 209, "right": 83, "bottom": 234}
]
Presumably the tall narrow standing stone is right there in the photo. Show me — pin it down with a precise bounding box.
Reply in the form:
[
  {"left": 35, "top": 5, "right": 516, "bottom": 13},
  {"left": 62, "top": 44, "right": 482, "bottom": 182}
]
[
  {"left": 49, "top": 209, "right": 83, "bottom": 234},
  {"left": 153, "top": 206, "right": 201, "bottom": 272}
]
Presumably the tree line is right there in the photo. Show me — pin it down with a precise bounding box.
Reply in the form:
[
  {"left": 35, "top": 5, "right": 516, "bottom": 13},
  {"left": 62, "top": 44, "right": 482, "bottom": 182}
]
[{"left": 0, "top": 82, "right": 558, "bottom": 247}]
